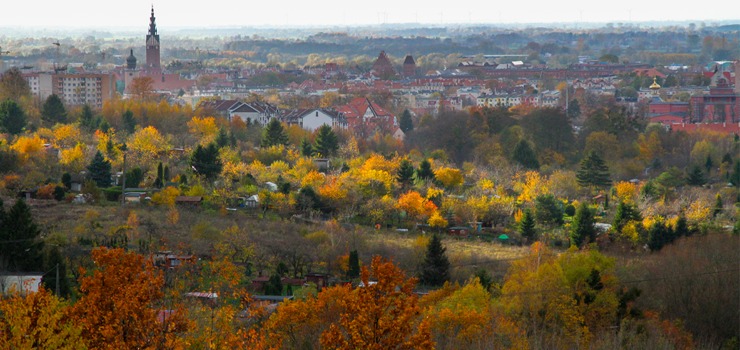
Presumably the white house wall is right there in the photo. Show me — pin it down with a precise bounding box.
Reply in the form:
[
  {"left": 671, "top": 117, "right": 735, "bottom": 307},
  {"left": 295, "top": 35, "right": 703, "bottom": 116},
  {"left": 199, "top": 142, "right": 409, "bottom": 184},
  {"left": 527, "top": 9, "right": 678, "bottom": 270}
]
[{"left": 301, "top": 110, "right": 337, "bottom": 131}]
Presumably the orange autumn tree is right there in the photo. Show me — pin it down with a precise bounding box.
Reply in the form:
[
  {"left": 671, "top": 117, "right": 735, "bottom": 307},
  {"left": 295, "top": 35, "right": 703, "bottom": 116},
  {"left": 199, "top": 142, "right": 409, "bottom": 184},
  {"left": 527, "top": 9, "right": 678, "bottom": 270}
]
[
  {"left": 260, "top": 256, "right": 433, "bottom": 350},
  {"left": 397, "top": 191, "right": 437, "bottom": 223},
  {"left": 71, "top": 247, "right": 189, "bottom": 350},
  {"left": 0, "top": 288, "right": 84, "bottom": 349},
  {"left": 320, "top": 256, "right": 434, "bottom": 350}
]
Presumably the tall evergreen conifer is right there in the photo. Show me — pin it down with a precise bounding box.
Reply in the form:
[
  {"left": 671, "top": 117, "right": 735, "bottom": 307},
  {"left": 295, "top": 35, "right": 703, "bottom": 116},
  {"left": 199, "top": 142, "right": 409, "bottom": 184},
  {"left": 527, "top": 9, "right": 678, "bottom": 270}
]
[
  {"left": 87, "top": 151, "right": 112, "bottom": 188},
  {"left": 419, "top": 234, "right": 450, "bottom": 286},
  {"left": 41, "top": 94, "right": 67, "bottom": 125},
  {"left": 577, "top": 151, "right": 611, "bottom": 188},
  {"left": 571, "top": 203, "right": 596, "bottom": 247},
  {"left": 313, "top": 125, "right": 339, "bottom": 157},
  {"left": 261, "top": 118, "right": 289, "bottom": 147},
  {"left": 512, "top": 139, "right": 540, "bottom": 169},
  {"left": 0, "top": 199, "right": 44, "bottom": 271}
]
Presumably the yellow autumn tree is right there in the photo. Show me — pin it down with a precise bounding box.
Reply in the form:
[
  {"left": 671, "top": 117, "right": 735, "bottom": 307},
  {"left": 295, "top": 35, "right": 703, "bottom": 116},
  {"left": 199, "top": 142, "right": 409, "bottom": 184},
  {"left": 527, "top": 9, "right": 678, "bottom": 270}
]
[
  {"left": 428, "top": 211, "right": 449, "bottom": 228},
  {"left": 0, "top": 288, "right": 84, "bottom": 349},
  {"left": 128, "top": 126, "right": 170, "bottom": 168},
  {"left": 59, "top": 142, "right": 87, "bottom": 172},
  {"left": 52, "top": 123, "right": 82, "bottom": 148},
  {"left": 435, "top": 167, "right": 464, "bottom": 188},
  {"left": 513, "top": 171, "right": 550, "bottom": 203},
  {"left": 187, "top": 116, "right": 219, "bottom": 145}
]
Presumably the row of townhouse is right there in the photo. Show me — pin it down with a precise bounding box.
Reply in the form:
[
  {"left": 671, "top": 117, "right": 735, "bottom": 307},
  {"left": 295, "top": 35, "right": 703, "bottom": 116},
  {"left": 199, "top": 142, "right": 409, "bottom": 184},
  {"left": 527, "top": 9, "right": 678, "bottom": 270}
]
[{"left": 476, "top": 90, "right": 561, "bottom": 108}]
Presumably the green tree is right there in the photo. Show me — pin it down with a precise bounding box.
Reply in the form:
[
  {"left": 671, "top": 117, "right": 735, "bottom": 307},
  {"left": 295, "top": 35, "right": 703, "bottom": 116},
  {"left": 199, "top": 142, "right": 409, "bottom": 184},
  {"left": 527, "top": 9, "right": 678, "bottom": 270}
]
[
  {"left": 42, "top": 246, "right": 70, "bottom": 297},
  {"left": 419, "top": 234, "right": 450, "bottom": 286},
  {"left": 534, "top": 194, "right": 564, "bottom": 227},
  {"left": 705, "top": 154, "right": 714, "bottom": 175},
  {"left": 722, "top": 153, "right": 733, "bottom": 165},
  {"left": 125, "top": 167, "right": 143, "bottom": 188},
  {"left": 414, "top": 159, "right": 435, "bottom": 181},
  {"left": 571, "top": 203, "right": 596, "bottom": 247},
  {"left": 399, "top": 109, "right": 414, "bottom": 133},
  {"left": 733, "top": 213, "right": 740, "bottom": 235},
  {"left": 265, "top": 273, "right": 284, "bottom": 295},
  {"left": 41, "top": 94, "right": 67, "bottom": 125},
  {"left": 396, "top": 159, "right": 414, "bottom": 186},
  {"left": 576, "top": 151, "right": 611, "bottom": 188},
  {"left": 599, "top": 53, "right": 619, "bottom": 63},
  {"left": 730, "top": 161, "right": 740, "bottom": 186},
  {"left": 686, "top": 165, "right": 706, "bottom": 186},
  {"left": 0, "top": 199, "right": 44, "bottom": 271},
  {"left": 98, "top": 120, "right": 110, "bottom": 133},
  {"left": 518, "top": 209, "right": 537, "bottom": 241},
  {"left": 87, "top": 151, "right": 112, "bottom": 188},
  {"left": 614, "top": 201, "right": 642, "bottom": 232},
  {"left": 647, "top": 221, "right": 674, "bottom": 251},
  {"left": 78, "top": 104, "right": 95, "bottom": 131},
  {"left": 0, "top": 99, "right": 26, "bottom": 135},
  {"left": 154, "top": 162, "right": 164, "bottom": 188},
  {"left": 61, "top": 173, "right": 72, "bottom": 190},
  {"left": 348, "top": 250, "right": 360, "bottom": 279},
  {"left": 261, "top": 118, "right": 289, "bottom": 147},
  {"left": 0, "top": 67, "right": 30, "bottom": 102},
  {"left": 122, "top": 109, "right": 136, "bottom": 133},
  {"left": 189, "top": 143, "right": 223, "bottom": 179},
  {"left": 215, "top": 128, "right": 229, "bottom": 148},
  {"left": 511, "top": 139, "right": 540, "bottom": 169},
  {"left": 675, "top": 215, "right": 690, "bottom": 239},
  {"left": 300, "top": 137, "right": 314, "bottom": 157},
  {"left": 713, "top": 193, "right": 723, "bottom": 217},
  {"left": 313, "top": 125, "right": 339, "bottom": 157},
  {"left": 567, "top": 99, "right": 581, "bottom": 119}
]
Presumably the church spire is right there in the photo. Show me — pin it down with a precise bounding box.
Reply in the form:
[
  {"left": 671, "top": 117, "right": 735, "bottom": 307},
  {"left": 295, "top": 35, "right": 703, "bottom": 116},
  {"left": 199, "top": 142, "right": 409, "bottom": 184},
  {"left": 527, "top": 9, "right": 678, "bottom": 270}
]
[{"left": 148, "top": 6, "right": 157, "bottom": 37}]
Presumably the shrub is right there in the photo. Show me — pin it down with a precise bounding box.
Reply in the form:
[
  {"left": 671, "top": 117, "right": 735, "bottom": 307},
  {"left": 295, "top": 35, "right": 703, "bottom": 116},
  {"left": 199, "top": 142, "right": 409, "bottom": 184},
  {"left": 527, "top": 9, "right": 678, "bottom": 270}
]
[{"left": 104, "top": 187, "right": 122, "bottom": 202}]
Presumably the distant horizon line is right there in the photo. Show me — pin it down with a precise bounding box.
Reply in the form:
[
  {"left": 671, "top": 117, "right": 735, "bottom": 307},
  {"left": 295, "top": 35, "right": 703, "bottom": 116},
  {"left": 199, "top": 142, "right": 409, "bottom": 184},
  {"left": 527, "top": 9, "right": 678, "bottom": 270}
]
[{"left": 2, "top": 20, "right": 740, "bottom": 32}]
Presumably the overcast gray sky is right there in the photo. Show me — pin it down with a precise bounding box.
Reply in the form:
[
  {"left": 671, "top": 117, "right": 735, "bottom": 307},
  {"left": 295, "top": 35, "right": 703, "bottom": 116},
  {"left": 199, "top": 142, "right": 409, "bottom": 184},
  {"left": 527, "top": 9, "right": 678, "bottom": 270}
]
[{"left": 2, "top": 0, "right": 739, "bottom": 28}]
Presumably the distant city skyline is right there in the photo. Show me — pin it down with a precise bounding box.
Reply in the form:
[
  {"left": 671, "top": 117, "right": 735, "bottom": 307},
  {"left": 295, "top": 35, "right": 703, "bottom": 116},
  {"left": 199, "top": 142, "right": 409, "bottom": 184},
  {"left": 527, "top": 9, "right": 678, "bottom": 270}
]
[{"left": 2, "top": 0, "right": 739, "bottom": 29}]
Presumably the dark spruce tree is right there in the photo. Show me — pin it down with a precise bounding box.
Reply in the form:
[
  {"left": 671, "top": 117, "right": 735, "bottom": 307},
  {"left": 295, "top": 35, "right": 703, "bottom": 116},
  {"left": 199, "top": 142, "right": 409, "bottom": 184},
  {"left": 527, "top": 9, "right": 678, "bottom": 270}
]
[
  {"left": 122, "top": 109, "right": 136, "bottom": 133},
  {"left": 722, "top": 153, "right": 733, "bottom": 165},
  {"left": 534, "top": 194, "right": 564, "bottom": 227},
  {"left": 576, "top": 151, "right": 611, "bottom": 188},
  {"left": 730, "top": 161, "right": 740, "bottom": 186},
  {"left": 613, "top": 201, "right": 642, "bottom": 232},
  {"left": 705, "top": 154, "right": 713, "bottom": 174},
  {"left": 265, "top": 273, "right": 284, "bottom": 295},
  {"left": 419, "top": 234, "right": 450, "bottom": 286},
  {"left": 300, "top": 137, "right": 314, "bottom": 157},
  {"left": 42, "top": 246, "right": 70, "bottom": 297},
  {"left": 313, "top": 125, "right": 339, "bottom": 157},
  {"left": 189, "top": 143, "right": 223, "bottom": 179},
  {"left": 518, "top": 209, "right": 537, "bottom": 241},
  {"left": 41, "top": 94, "right": 67, "bottom": 125},
  {"left": 647, "top": 221, "right": 674, "bottom": 251},
  {"left": 415, "top": 159, "right": 435, "bottom": 181},
  {"left": 348, "top": 250, "right": 360, "bottom": 279},
  {"left": 215, "top": 128, "right": 229, "bottom": 148},
  {"left": 686, "top": 165, "right": 706, "bottom": 186},
  {"left": 571, "top": 203, "right": 596, "bottom": 248},
  {"left": 0, "top": 199, "right": 44, "bottom": 272},
  {"left": 78, "top": 104, "right": 95, "bottom": 131},
  {"left": 87, "top": 151, "right": 112, "bottom": 188},
  {"left": 261, "top": 118, "right": 289, "bottom": 147},
  {"left": 675, "top": 215, "right": 690, "bottom": 239},
  {"left": 397, "top": 159, "right": 415, "bottom": 186},
  {"left": 98, "top": 119, "right": 110, "bottom": 132},
  {"left": 0, "top": 99, "right": 26, "bottom": 135},
  {"left": 399, "top": 109, "right": 414, "bottom": 133},
  {"left": 512, "top": 139, "right": 540, "bottom": 169}
]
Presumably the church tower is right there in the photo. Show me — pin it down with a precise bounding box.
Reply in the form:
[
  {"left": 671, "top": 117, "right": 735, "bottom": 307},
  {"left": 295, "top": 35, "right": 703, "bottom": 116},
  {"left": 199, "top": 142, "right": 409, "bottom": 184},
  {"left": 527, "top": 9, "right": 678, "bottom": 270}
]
[{"left": 145, "top": 6, "right": 162, "bottom": 74}]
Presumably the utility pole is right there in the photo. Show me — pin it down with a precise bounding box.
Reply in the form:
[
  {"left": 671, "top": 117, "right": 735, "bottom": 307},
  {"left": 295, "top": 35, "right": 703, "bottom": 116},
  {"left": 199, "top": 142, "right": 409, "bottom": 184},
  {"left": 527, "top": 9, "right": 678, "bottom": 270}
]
[
  {"left": 565, "top": 67, "right": 570, "bottom": 118},
  {"left": 55, "top": 263, "right": 60, "bottom": 297},
  {"left": 121, "top": 149, "right": 127, "bottom": 206}
]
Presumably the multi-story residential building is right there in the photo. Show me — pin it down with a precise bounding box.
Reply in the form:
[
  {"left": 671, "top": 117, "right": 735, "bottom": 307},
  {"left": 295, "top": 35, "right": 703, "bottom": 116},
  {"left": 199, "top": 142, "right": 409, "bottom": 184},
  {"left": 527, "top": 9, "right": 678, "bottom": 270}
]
[{"left": 23, "top": 72, "right": 116, "bottom": 108}]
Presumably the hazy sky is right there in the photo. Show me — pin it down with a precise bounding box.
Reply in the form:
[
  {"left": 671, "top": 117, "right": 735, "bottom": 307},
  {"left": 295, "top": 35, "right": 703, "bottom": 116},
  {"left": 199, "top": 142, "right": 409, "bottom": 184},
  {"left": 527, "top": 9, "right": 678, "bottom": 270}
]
[{"left": 2, "top": 0, "right": 739, "bottom": 29}]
